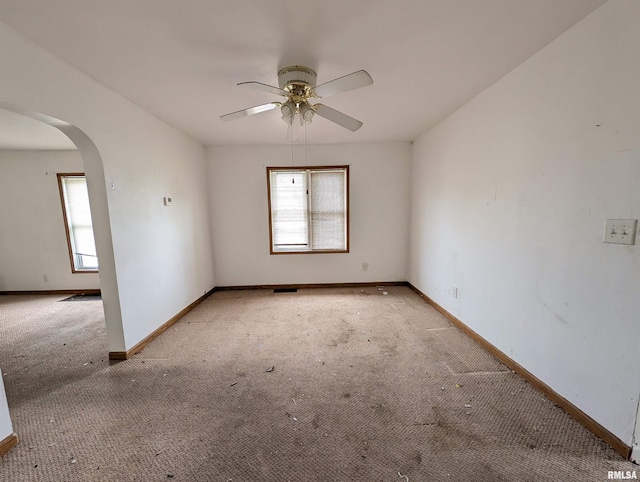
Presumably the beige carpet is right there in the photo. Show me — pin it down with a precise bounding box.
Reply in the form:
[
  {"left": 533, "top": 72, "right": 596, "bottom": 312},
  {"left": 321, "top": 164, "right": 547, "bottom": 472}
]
[{"left": 0, "top": 286, "right": 636, "bottom": 481}]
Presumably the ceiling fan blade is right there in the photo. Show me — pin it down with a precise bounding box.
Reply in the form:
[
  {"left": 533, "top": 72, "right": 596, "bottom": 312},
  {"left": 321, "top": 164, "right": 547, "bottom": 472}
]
[
  {"left": 220, "top": 102, "right": 280, "bottom": 122},
  {"left": 238, "top": 81, "right": 289, "bottom": 97},
  {"left": 313, "top": 104, "right": 363, "bottom": 132},
  {"left": 312, "top": 70, "right": 373, "bottom": 99}
]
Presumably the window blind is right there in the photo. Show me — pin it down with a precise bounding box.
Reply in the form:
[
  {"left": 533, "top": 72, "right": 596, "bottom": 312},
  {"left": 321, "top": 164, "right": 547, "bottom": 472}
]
[
  {"left": 60, "top": 176, "right": 99, "bottom": 270},
  {"left": 310, "top": 170, "right": 346, "bottom": 250},
  {"left": 271, "top": 170, "right": 309, "bottom": 249},
  {"left": 268, "top": 166, "right": 348, "bottom": 253}
]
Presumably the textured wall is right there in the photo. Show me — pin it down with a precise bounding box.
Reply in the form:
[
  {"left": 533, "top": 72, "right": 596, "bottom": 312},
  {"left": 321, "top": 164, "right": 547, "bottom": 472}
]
[
  {"left": 0, "top": 21, "right": 216, "bottom": 352},
  {"left": 0, "top": 372, "right": 12, "bottom": 443},
  {"left": 0, "top": 150, "right": 100, "bottom": 291},
  {"left": 208, "top": 143, "right": 411, "bottom": 286},
  {"left": 409, "top": 0, "right": 640, "bottom": 444}
]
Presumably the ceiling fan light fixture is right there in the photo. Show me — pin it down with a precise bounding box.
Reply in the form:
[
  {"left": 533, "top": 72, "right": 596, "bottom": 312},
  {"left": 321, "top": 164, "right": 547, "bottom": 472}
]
[
  {"left": 281, "top": 100, "right": 295, "bottom": 125},
  {"left": 299, "top": 102, "right": 315, "bottom": 126}
]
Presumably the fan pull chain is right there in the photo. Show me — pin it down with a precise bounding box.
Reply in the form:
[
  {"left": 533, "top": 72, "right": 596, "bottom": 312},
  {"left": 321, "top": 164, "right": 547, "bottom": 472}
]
[
  {"left": 290, "top": 121, "right": 295, "bottom": 183},
  {"left": 304, "top": 122, "right": 308, "bottom": 167}
]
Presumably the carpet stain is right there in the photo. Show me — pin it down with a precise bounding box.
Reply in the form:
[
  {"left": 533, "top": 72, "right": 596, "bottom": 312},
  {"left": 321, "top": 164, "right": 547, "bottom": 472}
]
[
  {"left": 312, "top": 415, "right": 320, "bottom": 429},
  {"left": 0, "top": 288, "right": 632, "bottom": 481}
]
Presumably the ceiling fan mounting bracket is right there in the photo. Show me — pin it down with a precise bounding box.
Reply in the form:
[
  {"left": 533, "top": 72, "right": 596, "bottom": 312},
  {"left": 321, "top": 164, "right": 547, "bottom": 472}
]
[{"left": 278, "top": 65, "right": 317, "bottom": 94}]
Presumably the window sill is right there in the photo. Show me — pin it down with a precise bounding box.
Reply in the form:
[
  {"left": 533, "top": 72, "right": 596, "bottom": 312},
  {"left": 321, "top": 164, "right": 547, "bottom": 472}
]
[{"left": 270, "top": 249, "right": 349, "bottom": 255}]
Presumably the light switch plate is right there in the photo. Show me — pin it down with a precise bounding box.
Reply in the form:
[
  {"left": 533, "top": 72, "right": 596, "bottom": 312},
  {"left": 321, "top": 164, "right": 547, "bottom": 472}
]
[{"left": 603, "top": 219, "right": 637, "bottom": 245}]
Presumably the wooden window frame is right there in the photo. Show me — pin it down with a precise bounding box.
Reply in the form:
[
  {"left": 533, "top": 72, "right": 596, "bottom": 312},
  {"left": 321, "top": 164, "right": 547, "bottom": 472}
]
[
  {"left": 57, "top": 173, "right": 99, "bottom": 273},
  {"left": 267, "top": 165, "right": 350, "bottom": 255}
]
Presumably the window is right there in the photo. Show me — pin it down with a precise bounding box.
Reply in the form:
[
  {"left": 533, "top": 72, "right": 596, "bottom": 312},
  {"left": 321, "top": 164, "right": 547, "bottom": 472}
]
[
  {"left": 267, "top": 166, "right": 349, "bottom": 254},
  {"left": 57, "top": 174, "right": 99, "bottom": 272}
]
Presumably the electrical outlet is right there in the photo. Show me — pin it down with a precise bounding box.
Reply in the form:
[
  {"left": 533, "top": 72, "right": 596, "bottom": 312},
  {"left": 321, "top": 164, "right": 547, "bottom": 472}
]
[
  {"left": 163, "top": 196, "right": 173, "bottom": 207},
  {"left": 451, "top": 286, "right": 458, "bottom": 299},
  {"left": 362, "top": 263, "right": 369, "bottom": 272},
  {"left": 603, "top": 219, "right": 637, "bottom": 245}
]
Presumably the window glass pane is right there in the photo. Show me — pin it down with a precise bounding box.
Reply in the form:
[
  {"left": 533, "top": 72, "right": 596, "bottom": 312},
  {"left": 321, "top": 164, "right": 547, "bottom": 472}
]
[
  {"left": 271, "top": 170, "right": 308, "bottom": 249},
  {"left": 60, "top": 175, "right": 99, "bottom": 271},
  {"left": 310, "top": 170, "right": 346, "bottom": 250},
  {"left": 268, "top": 166, "right": 348, "bottom": 254}
]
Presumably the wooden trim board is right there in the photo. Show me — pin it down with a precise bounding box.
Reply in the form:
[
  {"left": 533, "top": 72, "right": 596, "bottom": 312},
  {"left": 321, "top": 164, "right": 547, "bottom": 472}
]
[
  {"left": 266, "top": 165, "right": 351, "bottom": 255},
  {"left": 0, "top": 289, "right": 100, "bottom": 296},
  {"left": 109, "top": 288, "right": 215, "bottom": 360},
  {"left": 213, "top": 281, "right": 406, "bottom": 291},
  {"left": 407, "top": 282, "right": 632, "bottom": 460},
  {"left": 57, "top": 173, "right": 99, "bottom": 274},
  {"left": 0, "top": 433, "right": 18, "bottom": 457}
]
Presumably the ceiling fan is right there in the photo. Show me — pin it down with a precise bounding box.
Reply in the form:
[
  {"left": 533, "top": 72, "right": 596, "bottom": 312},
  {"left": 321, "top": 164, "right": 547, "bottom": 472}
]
[{"left": 220, "top": 65, "right": 373, "bottom": 132}]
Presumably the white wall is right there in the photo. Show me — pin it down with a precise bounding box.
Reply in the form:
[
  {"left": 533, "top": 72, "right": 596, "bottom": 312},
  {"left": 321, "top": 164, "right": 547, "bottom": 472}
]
[
  {"left": 409, "top": 0, "right": 640, "bottom": 445},
  {"left": 0, "top": 371, "right": 12, "bottom": 443},
  {"left": 0, "top": 150, "right": 100, "bottom": 291},
  {"left": 208, "top": 143, "right": 410, "bottom": 286},
  {"left": 0, "top": 21, "right": 216, "bottom": 353},
  {"left": 634, "top": 410, "right": 640, "bottom": 462}
]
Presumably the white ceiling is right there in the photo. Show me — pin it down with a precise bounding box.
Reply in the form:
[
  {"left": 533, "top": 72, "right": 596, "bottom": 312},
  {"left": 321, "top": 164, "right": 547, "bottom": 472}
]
[
  {"left": 0, "top": 109, "right": 76, "bottom": 150},
  {"left": 0, "top": 0, "right": 606, "bottom": 147}
]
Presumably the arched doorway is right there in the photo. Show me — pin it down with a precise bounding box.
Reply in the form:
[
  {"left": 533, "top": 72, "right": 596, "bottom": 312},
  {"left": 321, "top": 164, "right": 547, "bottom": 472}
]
[
  {"left": 0, "top": 103, "right": 125, "bottom": 456},
  {"left": 0, "top": 102, "right": 124, "bottom": 352}
]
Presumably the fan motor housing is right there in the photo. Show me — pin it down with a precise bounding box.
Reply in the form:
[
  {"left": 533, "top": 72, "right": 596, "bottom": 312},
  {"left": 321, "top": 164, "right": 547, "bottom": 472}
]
[{"left": 278, "top": 65, "right": 317, "bottom": 92}]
